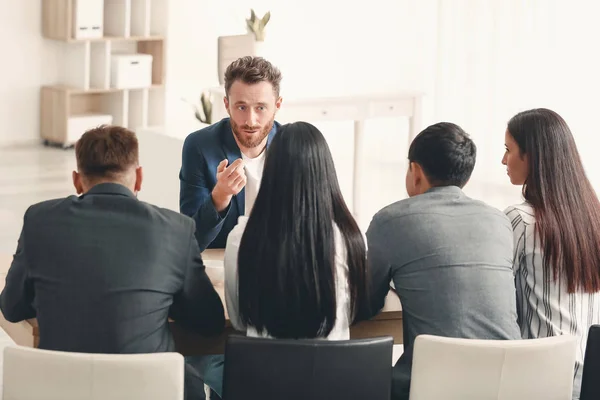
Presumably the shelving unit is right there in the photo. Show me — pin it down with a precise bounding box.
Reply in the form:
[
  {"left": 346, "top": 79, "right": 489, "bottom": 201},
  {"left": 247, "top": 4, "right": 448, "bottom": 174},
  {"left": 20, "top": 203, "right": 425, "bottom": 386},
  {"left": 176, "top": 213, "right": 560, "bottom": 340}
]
[{"left": 40, "top": 0, "right": 167, "bottom": 147}]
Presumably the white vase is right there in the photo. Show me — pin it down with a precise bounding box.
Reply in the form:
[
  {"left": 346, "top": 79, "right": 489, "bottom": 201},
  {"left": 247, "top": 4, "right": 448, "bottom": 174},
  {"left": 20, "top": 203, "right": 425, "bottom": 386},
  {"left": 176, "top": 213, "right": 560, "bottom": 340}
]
[
  {"left": 217, "top": 35, "right": 271, "bottom": 84},
  {"left": 252, "top": 40, "right": 266, "bottom": 58}
]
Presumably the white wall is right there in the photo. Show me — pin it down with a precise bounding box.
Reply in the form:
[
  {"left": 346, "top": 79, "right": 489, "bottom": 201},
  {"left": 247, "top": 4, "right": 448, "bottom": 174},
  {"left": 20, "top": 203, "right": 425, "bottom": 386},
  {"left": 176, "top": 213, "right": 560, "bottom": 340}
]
[
  {"left": 0, "top": 2, "right": 60, "bottom": 147},
  {"left": 163, "top": 0, "right": 439, "bottom": 138},
  {"left": 434, "top": 0, "right": 600, "bottom": 193},
  {"left": 3, "top": 1, "right": 600, "bottom": 212},
  {"left": 161, "top": 0, "right": 600, "bottom": 219},
  {"left": 162, "top": 0, "right": 440, "bottom": 224}
]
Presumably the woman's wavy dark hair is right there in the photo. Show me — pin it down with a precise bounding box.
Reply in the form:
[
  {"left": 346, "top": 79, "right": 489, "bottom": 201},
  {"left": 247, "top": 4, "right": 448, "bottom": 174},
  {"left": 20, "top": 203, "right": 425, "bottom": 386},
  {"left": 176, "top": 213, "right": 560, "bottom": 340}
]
[
  {"left": 508, "top": 108, "right": 600, "bottom": 293},
  {"left": 237, "top": 121, "right": 369, "bottom": 338}
]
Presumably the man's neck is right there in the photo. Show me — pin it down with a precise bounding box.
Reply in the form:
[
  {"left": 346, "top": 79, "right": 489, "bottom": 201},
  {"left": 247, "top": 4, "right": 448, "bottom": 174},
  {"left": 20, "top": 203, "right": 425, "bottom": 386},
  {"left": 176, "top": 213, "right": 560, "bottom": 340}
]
[
  {"left": 236, "top": 135, "right": 268, "bottom": 158},
  {"left": 83, "top": 179, "right": 134, "bottom": 194}
]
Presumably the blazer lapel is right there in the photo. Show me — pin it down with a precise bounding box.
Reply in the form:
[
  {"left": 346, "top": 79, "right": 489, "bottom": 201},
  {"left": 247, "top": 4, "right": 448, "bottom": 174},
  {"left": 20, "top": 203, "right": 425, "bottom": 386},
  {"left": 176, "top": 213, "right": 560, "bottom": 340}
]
[
  {"left": 220, "top": 119, "right": 245, "bottom": 215},
  {"left": 266, "top": 121, "right": 279, "bottom": 147}
]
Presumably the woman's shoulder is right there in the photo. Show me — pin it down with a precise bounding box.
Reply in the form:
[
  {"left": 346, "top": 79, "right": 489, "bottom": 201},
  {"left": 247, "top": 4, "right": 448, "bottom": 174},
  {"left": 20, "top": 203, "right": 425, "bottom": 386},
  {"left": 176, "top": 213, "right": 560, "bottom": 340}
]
[
  {"left": 235, "top": 215, "right": 250, "bottom": 230},
  {"left": 504, "top": 202, "right": 536, "bottom": 225},
  {"left": 226, "top": 216, "right": 250, "bottom": 248}
]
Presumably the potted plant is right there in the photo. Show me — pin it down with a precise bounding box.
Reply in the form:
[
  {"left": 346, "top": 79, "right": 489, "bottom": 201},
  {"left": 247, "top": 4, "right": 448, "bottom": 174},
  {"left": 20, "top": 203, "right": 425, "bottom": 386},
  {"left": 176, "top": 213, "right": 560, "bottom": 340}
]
[
  {"left": 246, "top": 9, "right": 271, "bottom": 41},
  {"left": 184, "top": 91, "right": 213, "bottom": 126}
]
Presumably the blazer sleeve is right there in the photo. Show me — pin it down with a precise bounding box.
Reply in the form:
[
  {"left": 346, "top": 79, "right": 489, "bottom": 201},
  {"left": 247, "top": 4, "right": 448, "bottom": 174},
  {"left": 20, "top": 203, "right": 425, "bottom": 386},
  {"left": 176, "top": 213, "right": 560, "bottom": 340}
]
[
  {"left": 364, "top": 215, "right": 394, "bottom": 318},
  {"left": 0, "top": 221, "right": 36, "bottom": 323},
  {"left": 169, "top": 220, "right": 225, "bottom": 336},
  {"left": 179, "top": 134, "right": 231, "bottom": 251}
]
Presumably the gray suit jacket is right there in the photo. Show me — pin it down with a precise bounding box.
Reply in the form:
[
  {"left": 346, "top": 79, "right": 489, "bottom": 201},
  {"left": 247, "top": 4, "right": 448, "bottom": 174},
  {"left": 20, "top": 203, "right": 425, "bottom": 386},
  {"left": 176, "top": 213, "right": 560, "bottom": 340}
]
[
  {"left": 366, "top": 186, "right": 521, "bottom": 400},
  {"left": 0, "top": 183, "right": 225, "bottom": 354}
]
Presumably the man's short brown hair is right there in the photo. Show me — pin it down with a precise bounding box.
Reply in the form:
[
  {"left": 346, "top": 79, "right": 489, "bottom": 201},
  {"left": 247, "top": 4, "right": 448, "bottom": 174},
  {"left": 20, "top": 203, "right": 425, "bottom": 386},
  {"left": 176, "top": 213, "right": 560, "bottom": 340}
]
[
  {"left": 75, "top": 125, "right": 139, "bottom": 179},
  {"left": 224, "top": 56, "right": 282, "bottom": 97}
]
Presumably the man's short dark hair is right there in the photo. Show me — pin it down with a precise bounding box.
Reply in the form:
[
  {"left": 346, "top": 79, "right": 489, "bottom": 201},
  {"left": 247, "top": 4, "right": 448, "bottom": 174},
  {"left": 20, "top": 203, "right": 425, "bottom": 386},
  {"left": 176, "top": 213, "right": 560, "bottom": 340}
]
[
  {"left": 224, "top": 56, "right": 282, "bottom": 97},
  {"left": 75, "top": 125, "right": 139, "bottom": 179},
  {"left": 408, "top": 122, "right": 476, "bottom": 188}
]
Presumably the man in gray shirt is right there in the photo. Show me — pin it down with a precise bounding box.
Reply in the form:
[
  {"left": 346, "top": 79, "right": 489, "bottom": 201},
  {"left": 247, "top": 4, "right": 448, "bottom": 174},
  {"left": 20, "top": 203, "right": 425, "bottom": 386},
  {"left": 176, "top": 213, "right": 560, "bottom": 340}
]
[{"left": 366, "top": 122, "right": 520, "bottom": 400}]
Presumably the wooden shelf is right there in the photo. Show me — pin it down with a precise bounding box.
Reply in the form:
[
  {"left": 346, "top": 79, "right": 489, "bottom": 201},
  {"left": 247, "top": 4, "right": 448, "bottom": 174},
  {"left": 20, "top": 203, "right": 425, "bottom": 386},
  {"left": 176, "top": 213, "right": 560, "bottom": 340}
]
[
  {"left": 43, "top": 84, "right": 164, "bottom": 95},
  {"left": 40, "top": 0, "right": 167, "bottom": 146},
  {"left": 42, "top": 0, "right": 167, "bottom": 41},
  {"left": 63, "top": 35, "right": 165, "bottom": 43}
]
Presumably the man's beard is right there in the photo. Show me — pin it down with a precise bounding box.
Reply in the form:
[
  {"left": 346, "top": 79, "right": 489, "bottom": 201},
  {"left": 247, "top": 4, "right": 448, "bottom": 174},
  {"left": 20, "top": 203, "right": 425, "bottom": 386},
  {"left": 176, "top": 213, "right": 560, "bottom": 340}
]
[{"left": 231, "top": 117, "right": 274, "bottom": 149}]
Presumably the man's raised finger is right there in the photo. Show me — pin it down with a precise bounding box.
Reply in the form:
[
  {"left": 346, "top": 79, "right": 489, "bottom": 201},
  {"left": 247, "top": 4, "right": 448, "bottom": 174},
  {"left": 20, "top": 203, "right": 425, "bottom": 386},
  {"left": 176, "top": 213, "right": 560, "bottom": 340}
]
[
  {"left": 225, "top": 158, "right": 245, "bottom": 177},
  {"left": 217, "top": 159, "right": 228, "bottom": 173}
]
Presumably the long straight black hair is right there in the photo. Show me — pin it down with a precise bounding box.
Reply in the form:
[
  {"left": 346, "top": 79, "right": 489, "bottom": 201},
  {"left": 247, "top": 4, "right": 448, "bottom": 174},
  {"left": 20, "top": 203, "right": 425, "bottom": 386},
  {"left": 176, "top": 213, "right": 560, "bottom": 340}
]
[
  {"left": 508, "top": 108, "right": 600, "bottom": 293},
  {"left": 237, "top": 121, "right": 369, "bottom": 338}
]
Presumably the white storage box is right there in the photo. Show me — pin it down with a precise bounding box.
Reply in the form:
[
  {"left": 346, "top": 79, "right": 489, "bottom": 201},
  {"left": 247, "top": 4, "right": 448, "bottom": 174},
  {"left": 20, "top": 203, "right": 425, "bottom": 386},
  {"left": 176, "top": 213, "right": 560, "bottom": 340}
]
[
  {"left": 66, "top": 114, "right": 113, "bottom": 146},
  {"left": 111, "top": 54, "right": 153, "bottom": 89},
  {"left": 73, "top": 0, "right": 104, "bottom": 39}
]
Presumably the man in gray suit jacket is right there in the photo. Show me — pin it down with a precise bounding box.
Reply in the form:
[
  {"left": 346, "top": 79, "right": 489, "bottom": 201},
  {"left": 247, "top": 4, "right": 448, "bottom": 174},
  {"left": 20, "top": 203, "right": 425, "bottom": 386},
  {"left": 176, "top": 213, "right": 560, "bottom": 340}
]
[
  {"left": 0, "top": 125, "right": 224, "bottom": 400},
  {"left": 366, "top": 123, "right": 521, "bottom": 400}
]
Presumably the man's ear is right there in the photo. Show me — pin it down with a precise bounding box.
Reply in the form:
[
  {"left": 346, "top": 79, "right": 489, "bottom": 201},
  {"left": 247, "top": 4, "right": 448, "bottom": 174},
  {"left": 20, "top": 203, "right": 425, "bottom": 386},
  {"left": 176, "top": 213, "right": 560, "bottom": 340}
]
[
  {"left": 412, "top": 162, "right": 433, "bottom": 194},
  {"left": 223, "top": 96, "right": 230, "bottom": 116},
  {"left": 411, "top": 162, "right": 423, "bottom": 189},
  {"left": 72, "top": 171, "right": 84, "bottom": 195},
  {"left": 134, "top": 166, "right": 143, "bottom": 194}
]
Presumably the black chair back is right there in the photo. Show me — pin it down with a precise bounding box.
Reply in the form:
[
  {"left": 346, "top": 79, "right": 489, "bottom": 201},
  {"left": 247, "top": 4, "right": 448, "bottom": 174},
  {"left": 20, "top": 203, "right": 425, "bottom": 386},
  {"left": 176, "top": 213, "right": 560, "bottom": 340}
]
[
  {"left": 580, "top": 325, "right": 600, "bottom": 400},
  {"left": 223, "top": 335, "right": 393, "bottom": 400}
]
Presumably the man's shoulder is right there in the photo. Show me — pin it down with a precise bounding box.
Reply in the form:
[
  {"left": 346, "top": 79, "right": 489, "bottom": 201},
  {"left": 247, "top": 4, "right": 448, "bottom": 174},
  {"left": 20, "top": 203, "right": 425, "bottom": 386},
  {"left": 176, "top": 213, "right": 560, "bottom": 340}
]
[
  {"left": 368, "top": 199, "right": 418, "bottom": 236},
  {"left": 503, "top": 202, "right": 535, "bottom": 224},
  {"left": 463, "top": 196, "right": 510, "bottom": 219},
  {"left": 371, "top": 192, "right": 508, "bottom": 228},
  {"left": 24, "top": 196, "right": 78, "bottom": 218},
  {"left": 372, "top": 199, "right": 405, "bottom": 220},
  {"left": 372, "top": 196, "right": 429, "bottom": 222},
  {"left": 139, "top": 201, "right": 195, "bottom": 231},
  {"left": 183, "top": 118, "right": 230, "bottom": 148}
]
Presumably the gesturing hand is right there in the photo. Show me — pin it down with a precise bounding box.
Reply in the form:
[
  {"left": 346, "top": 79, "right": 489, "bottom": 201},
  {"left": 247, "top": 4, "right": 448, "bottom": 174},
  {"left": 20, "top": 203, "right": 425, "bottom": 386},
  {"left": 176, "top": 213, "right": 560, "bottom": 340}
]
[{"left": 211, "top": 159, "right": 246, "bottom": 212}]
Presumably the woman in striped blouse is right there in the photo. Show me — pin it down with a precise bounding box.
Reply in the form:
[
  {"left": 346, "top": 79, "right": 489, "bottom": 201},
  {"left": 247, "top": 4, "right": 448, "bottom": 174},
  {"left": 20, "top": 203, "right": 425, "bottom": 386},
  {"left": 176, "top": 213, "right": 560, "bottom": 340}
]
[{"left": 502, "top": 108, "right": 600, "bottom": 399}]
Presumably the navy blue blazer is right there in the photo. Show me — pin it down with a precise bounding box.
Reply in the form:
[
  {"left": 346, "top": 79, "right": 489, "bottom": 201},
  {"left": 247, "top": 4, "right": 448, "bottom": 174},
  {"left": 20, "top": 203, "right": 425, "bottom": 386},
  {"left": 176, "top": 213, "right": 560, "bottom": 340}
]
[{"left": 179, "top": 118, "right": 280, "bottom": 250}]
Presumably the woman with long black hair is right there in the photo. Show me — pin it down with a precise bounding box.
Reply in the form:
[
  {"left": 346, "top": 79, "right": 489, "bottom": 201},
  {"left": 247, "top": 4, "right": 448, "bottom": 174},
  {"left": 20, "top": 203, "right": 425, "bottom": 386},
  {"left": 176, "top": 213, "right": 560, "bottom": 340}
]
[
  {"left": 195, "top": 121, "right": 372, "bottom": 398},
  {"left": 225, "top": 121, "right": 370, "bottom": 339}
]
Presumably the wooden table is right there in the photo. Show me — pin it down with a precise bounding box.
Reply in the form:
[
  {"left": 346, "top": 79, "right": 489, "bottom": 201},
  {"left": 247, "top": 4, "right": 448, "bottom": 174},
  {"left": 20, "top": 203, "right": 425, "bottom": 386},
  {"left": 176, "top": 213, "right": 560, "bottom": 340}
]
[{"left": 0, "top": 250, "right": 403, "bottom": 354}]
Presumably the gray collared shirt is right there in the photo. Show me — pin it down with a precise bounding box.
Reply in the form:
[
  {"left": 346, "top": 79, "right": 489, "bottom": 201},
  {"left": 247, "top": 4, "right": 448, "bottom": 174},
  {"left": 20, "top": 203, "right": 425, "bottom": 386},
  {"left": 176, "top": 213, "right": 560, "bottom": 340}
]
[{"left": 367, "top": 186, "right": 521, "bottom": 400}]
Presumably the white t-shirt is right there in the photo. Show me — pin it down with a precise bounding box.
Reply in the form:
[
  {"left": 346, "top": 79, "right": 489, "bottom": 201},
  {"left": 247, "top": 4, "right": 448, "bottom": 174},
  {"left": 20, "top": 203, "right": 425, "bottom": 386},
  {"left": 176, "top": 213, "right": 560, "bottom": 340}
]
[{"left": 241, "top": 150, "right": 266, "bottom": 215}]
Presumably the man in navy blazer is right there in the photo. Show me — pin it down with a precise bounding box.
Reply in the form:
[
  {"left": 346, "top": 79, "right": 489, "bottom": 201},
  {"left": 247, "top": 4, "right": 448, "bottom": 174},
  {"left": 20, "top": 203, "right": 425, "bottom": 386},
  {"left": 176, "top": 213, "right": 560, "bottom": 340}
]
[{"left": 180, "top": 56, "right": 283, "bottom": 250}]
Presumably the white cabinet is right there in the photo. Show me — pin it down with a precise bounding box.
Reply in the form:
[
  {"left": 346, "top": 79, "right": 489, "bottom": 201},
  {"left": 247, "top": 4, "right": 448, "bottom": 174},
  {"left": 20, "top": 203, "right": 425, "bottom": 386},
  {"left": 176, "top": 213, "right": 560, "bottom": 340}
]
[{"left": 73, "top": 0, "right": 104, "bottom": 39}]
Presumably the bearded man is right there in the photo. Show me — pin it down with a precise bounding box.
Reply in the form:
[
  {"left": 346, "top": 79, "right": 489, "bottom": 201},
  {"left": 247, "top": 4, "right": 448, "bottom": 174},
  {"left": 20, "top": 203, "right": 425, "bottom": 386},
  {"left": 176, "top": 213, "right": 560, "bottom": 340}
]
[{"left": 179, "top": 56, "right": 283, "bottom": 250}]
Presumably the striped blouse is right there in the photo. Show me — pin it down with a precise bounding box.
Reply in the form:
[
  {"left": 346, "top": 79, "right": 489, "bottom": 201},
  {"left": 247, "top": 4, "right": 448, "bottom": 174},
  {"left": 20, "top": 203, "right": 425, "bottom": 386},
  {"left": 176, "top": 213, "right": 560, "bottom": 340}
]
[{"left": 505, "top": 203, "right": 600, "bottom": 399}]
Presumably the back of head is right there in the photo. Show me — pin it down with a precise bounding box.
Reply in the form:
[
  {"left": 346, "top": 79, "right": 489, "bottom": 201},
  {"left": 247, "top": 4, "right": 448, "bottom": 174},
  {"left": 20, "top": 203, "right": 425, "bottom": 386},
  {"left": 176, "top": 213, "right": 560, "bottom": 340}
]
[
  {"left": 237, "top": 121, "right": 368, "bottom": 338},
  {"left": 507, "top": 108, "right": 600, "bottom": 293},
  {"left": 408, "top": 122, "right": 476, "bottom": 188},
  {"left": 75, "top": 125, "right": 139, "bottom": 188},
  {"left": 224, "top": 56, "right": 282, "bottom": 97}
]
